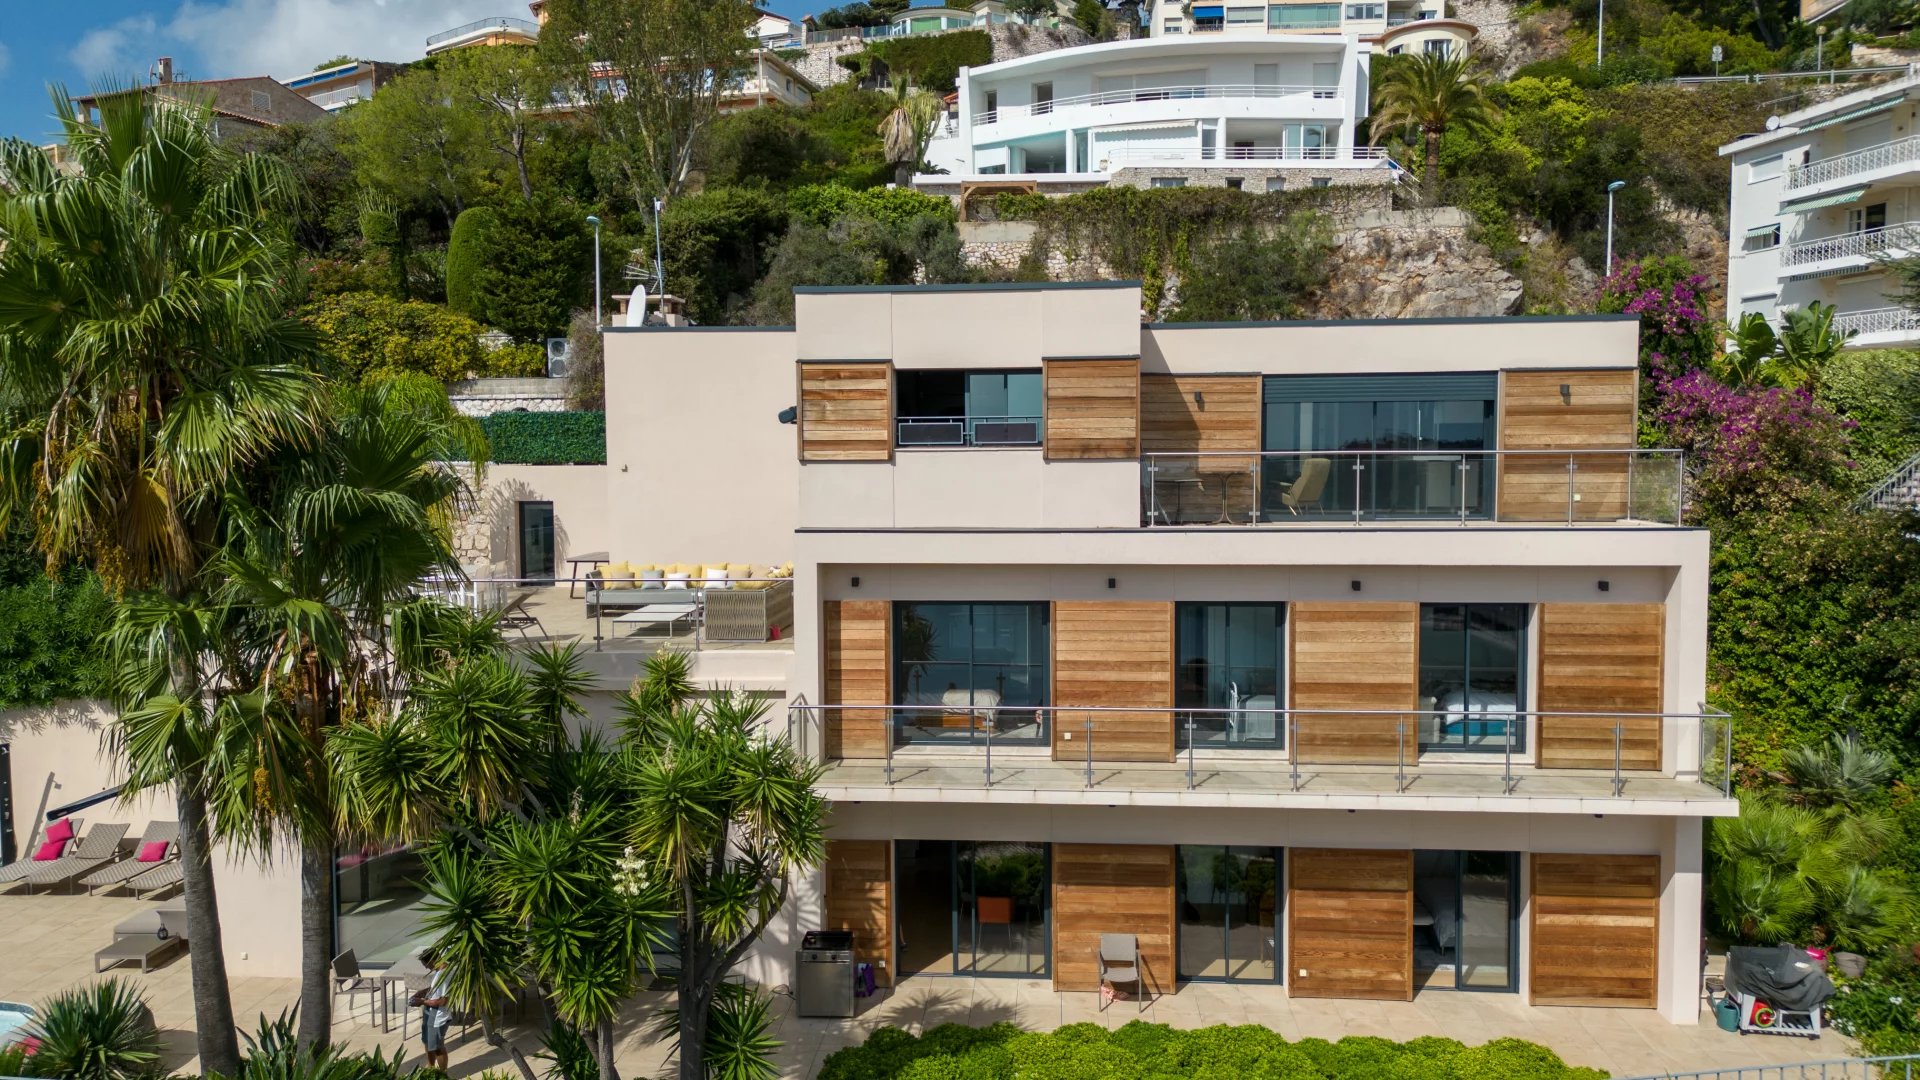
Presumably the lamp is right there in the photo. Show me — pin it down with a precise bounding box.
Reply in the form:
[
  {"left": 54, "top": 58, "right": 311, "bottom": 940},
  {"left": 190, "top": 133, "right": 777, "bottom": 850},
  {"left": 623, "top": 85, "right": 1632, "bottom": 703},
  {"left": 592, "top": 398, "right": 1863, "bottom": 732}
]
[
  {"left": 585, "top": 215, "right": 602, "bottom": 326},
  {"left": 1604, "top": 181, "right": 1627, "bottom": 274}
]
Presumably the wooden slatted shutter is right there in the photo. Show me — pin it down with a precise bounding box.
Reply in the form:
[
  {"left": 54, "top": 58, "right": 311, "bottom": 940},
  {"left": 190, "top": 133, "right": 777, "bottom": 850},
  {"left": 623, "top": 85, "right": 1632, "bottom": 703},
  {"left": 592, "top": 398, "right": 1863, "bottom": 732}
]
[
  {"left": 1536, "top": 603, "right": 1664, "bottom": 770},
  {"left": 1497, "top": 370, "right": 1638, "bottom": 521},
  {"left": 799, "top": 362, "right": 892, "bottom": 462},
  {"left": 825, "top": 840, "right": 894, "bottom": 987},
  {"left": 1530, "top": 853, "right": 1659, "bottom": 1007},
  {"left": 1289, "top": 848, "right": 1414, "bottom": 1001},
  {"left": 1043, "top": 358, "right": 1140, "bottom": 461},
  {"left": 1289, "top": 602, "right": 1419, "bottom": 764},
  {"left": 1051, "top": 601, "right": 1174, "bottom": 763},
  {"left": 823, "top": 600, "right": 890, "bottom": 759},
  {"left": 1052, "top": 844, "right": 1175, "bottom": 993}
]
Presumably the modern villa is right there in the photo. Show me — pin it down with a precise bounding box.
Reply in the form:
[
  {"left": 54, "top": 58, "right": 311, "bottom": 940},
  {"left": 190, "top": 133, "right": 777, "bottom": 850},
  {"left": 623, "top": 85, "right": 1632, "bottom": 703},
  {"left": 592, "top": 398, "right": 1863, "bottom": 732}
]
[
  {"left": 1720, "top": 71, "right": 1920, "bottom": 348},
  {"left": 920, "top": 36, "right": 1396, "bottom": 192},
  {"left": 1147, "top": 0, "right": 1478, "bottom": 56},
  {"left": 3, "top": 282, "right": 1726, "bottom": 1025}
]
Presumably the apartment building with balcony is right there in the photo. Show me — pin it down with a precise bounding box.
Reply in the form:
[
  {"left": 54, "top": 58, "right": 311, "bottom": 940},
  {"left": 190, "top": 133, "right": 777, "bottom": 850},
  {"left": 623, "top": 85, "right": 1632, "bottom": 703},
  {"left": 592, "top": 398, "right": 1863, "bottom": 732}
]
[
  {"left": 1721, "top": 72, "right": 1920, "bottom": 347},
  {"left": 1148, "top": 0, "right": 1478, "bottom": 56},
  {"left": 576, "top": 281, "right": 1725, "bottom": 1022},
  {"left": 425, "top": 16, "right": 540, "bottom": 56},
  {"left": 281, "top": 59, "right": 398, "bottom": 114},
  {"left": 921, "top": 36, "right": 1397, "bottom": 193}
]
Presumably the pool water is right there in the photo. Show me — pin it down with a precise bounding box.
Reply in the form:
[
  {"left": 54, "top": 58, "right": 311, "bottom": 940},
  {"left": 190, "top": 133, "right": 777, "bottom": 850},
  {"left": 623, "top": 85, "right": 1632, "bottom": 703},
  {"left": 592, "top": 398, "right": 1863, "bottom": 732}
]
[{"left": 0, "top": 1002, "right": 35, "bottom": 1047}]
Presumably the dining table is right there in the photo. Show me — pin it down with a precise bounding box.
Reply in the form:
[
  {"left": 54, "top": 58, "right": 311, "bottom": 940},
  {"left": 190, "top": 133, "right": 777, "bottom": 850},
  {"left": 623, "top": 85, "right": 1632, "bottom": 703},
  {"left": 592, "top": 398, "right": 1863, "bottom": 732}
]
[{"left": 378, "top": 948, "right": 433, "bottom": 1039}]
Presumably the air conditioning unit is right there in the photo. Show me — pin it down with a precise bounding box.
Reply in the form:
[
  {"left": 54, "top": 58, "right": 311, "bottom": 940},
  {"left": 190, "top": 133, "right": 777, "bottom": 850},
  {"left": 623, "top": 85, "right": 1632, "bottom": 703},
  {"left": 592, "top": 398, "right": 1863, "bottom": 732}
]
[{"left": 545, "top": 337, "right": 571, "bottom": 379}]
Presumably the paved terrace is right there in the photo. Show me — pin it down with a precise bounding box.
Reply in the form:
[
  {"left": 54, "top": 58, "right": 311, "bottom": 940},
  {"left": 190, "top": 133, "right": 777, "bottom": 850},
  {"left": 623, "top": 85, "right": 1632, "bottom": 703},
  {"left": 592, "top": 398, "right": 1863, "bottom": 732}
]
[
  {"left": 506, "top": 586, "right": 793, "bottom": 689},
  {"left": 0, "top": 892, "right": 1847, "bottom": 1078}
]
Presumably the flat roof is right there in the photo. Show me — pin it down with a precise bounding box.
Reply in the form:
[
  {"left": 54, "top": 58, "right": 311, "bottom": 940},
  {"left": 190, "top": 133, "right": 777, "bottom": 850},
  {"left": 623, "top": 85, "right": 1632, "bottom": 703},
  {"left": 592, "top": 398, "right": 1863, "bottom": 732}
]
[{"left": 792, "top": 280, "right": 1144, "bottom": 294}]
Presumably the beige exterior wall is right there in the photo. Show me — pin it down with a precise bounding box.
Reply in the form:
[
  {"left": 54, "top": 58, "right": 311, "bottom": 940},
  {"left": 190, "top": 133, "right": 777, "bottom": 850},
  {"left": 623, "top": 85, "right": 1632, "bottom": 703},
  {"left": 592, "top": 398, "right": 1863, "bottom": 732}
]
[
  {"left": 795, "top": 284, "right": 1143, "bottom": 364},
  {"left": 462, "top": 463, "right": 609, "bottom": 577},
  {"left": 797, "top": 452, "right": 1139, "bottom": 529},
  {"left": 602, "top": 328, "right": 799, "bottom": 566},
  {"left": 1142, "top": 317, "right": 1641, "bottom": 375}
]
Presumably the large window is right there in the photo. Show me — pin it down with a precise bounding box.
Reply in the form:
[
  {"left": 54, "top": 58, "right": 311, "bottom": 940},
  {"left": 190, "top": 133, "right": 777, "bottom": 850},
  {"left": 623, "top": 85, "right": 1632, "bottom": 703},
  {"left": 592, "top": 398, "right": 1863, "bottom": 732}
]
[
  {"left": 1261, "top": 373, "right": 1497, "bottom": 520},
  {"left": 1418, "top": 603, "right": 1526, "bottom": 754},
  {"left": 894, "top": 602, "right": 1049, "bottom": 746},
  {"left": 1176, "top": 603, "right": 1285, "bottom": 749},
  {"left": 895, "top": 840, "right": 1050, "bottom": 977},
  {"left": 335, "top": 844, "right": 426, "bottom": 968},
  {"left": 1413, "top": 850, "right": 1517, "bottom": 992},
  {"left": 1177, "top": 846, "right": 1281, "bottom": 982},
  {"left": 1269, "top": 3, "right": 1342, "bottom": 27},
  {"left": 895, "top": 370, "right": 1042, "bottom": 448}
]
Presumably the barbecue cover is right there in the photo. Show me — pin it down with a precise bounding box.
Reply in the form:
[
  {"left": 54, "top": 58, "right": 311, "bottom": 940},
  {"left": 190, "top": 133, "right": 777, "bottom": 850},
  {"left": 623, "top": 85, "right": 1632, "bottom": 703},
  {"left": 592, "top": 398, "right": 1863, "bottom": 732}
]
[{"left": 1724, "top": 945, "right": 1836, "bottom": 1012}]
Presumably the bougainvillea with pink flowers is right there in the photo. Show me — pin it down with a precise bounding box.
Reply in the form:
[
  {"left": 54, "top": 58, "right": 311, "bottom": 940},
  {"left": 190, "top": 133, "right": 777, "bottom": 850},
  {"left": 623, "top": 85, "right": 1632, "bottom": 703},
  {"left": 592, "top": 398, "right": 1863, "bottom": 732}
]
[{"left": 1597, "top": 255, "right": 1719, "bottom": 378}]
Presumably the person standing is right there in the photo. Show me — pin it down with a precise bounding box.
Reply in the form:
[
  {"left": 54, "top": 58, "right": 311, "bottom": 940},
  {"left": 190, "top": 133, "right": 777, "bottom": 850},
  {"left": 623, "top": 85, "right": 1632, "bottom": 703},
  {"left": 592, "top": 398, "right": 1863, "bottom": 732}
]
[{"left": 410, "top": 949, "right": 453, "bottom": 1071}]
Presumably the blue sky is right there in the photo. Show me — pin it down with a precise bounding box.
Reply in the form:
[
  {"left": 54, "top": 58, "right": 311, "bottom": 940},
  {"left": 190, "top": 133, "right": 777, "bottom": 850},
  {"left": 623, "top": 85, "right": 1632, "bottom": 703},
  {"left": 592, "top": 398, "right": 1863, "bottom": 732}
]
[{"left": 0, "top": 0, "right": 817, "bottom": 143}]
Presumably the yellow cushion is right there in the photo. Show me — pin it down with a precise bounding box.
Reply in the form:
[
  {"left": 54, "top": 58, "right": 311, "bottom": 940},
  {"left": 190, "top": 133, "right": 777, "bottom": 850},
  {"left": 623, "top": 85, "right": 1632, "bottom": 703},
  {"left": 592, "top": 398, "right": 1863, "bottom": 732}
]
[
  {"left": 668, "top": 562, "right": 696, "bottom": 576},
  {"left": 604, "top": 561, "right": 637, "bottom": 590},
  {"left": 726, "top": 562, "right": 753, "bottom": 576},
  {"left": 736, "top": 579, "right": 771, "bottom": 591}
]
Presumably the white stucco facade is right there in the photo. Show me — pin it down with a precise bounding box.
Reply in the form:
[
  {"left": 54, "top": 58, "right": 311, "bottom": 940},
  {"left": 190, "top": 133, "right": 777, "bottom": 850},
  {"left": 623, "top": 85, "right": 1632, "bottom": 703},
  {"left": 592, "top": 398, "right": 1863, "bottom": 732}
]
[{"left": 1720, "top": 72, "right": 1920, "bottom": 348}]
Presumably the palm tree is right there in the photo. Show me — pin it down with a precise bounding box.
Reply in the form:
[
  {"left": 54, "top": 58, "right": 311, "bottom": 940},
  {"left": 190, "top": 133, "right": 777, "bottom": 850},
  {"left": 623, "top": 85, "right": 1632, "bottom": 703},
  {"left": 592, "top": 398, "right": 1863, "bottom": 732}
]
[
  {"left": 1773, "top": 301, "right": 1855, "bottom": 391},
  {"left": 212, "top": 381, "right": 472, "bottom": 1052},
  {"left": 0, "top": 89, "right": 322, "bottom": 1077},
  {"left": 879, "top": 81, "right": 946, "bottom": 187},
  {"left": 1369, "top": 53, "right": 1496, "bottom": 202}
]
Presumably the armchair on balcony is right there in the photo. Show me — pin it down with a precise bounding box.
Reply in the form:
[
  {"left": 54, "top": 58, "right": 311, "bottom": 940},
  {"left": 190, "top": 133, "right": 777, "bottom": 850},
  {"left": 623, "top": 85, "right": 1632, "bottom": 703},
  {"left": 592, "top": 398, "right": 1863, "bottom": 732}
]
[{"left": 1278, "top": 457, "right": 1331, "bottom": 515}]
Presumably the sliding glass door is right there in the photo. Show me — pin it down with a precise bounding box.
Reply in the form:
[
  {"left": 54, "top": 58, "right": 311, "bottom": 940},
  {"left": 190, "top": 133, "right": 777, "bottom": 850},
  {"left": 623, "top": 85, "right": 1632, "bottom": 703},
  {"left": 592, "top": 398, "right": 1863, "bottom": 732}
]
[
  {"left": 1176, "top": 845, "right": 1281, "bottom": 982},
  {"left": 1175, "top": 604, "right": 1285, "bottom": 749},
  {"left": 893, "top": 603, "right": 1049, "bottom": 747},
  {"left": 1412, "top": 850, "right": 1517, "bottom": 992},
  {"left": 1417, "top": 603, "right": 1527, "bottom": 755},
  {"left": 893, "top": 840, "right": 1050, "bottom": 979}
]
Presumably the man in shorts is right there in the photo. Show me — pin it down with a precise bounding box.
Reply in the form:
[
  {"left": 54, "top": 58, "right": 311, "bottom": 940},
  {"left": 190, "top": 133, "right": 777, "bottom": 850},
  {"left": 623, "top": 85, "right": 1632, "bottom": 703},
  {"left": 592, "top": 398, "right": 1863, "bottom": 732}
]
[{"left": 411, "top": 949, "right": 453, "bottom": 1071}]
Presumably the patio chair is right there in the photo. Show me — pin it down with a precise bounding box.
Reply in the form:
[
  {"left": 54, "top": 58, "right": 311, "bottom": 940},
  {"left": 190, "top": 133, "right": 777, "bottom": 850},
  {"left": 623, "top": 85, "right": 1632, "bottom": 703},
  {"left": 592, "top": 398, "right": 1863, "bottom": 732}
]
[
  {"left": 332, "top": 949, "right": 386, "bottom": 1027},
  {"left": 79, "top": 821, "right": 179, "bottom": 895},
  {"left": 499, "top": 589, "right": 547, "bottom": 642},
  {"left": 1278, "top": 457, "right": 1331, "bottom": 516},
  {"left": 123, "top": 855, "right": 186, "bottom": 899},
  {"left": 1098, "top": 933, "right": 1147, "bottom": 1013},
  {"left": 94, "top": 908, "right": 188, "bottom": 974},
  {"left": 9, "top": 823, "right": 130, "bottom": 895},
  {"left": 0, "top": 817, "right": 81, "bottom": 884}
]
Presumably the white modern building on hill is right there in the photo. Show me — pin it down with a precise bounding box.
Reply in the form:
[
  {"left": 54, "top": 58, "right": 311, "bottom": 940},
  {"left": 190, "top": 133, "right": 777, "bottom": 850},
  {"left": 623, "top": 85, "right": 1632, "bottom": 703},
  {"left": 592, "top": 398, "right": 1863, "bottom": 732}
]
[
  {"left": 920, "top": 36, "right": 1396, "bottom": 193},
  {"left": 1720, "top": 72, "right": 1920, "bottom": 348},
  {"left": 1147, "top": 0, "right": 1477, "bottom": 56}
]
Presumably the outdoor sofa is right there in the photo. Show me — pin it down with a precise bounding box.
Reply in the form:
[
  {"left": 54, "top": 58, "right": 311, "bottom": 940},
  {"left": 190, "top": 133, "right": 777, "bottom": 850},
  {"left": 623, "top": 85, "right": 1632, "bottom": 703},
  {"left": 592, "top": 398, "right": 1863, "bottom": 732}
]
[{"left": 585, "top": 561, "right": 795, "bottom": 642}]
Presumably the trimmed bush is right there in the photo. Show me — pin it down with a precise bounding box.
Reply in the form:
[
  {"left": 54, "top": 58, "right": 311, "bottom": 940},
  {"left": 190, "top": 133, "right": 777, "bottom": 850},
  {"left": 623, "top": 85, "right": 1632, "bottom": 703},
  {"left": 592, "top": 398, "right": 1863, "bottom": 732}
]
[
  {"left": 446, "top": 206, "right": 500, "bottom": 317},
  {"left": 817, "top": 1023, "right": 1608, "bottom": 1080},
  {"left": 303, "top": 292, "right": 544, "bottom": 385},
  {"left": 479, "top": 411, "right": 606, "bottom": 465}
]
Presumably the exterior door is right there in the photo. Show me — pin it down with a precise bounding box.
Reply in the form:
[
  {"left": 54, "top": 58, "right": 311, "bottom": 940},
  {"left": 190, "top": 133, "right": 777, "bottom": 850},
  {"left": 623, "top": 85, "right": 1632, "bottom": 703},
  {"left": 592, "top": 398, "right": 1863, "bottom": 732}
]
[
  {"left": 1288, "top": 848, "right": 1413, "bottom": 1000},
  {"left": 517, "top": 501, "right": 555, "bottom": 585},
  {"left": 1033, "top": 81, "right": 1053, "bottom": 115}
]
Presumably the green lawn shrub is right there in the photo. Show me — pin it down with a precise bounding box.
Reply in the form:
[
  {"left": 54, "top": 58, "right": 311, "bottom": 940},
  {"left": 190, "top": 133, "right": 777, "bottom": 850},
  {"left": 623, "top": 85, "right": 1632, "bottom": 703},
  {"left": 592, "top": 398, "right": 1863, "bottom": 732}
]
[
  {"left": 478, "top": 411, "right": 606, "bottom": 465},
  {"left": 817, "top": 1022, "right": 1609, "bottom": 1080}
]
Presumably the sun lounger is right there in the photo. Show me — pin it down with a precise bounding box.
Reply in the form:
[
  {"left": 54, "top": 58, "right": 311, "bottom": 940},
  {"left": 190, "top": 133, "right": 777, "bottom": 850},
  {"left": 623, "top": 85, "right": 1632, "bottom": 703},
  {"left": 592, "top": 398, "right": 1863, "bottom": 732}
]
[
  {"left": 0, "top": 817, "right": 81, "bottom": 884},
  {"left": 78, "top": 822, "right": 179, "bottom": 895},
  {"left": 124, "top": 856, "right": 186, "bottom": 899},
  {"left": 94, "top": 908, "right": 188, "bottom": 974},
  {"left": 8, "top": 824, "right": 130, "bottom": 895}
]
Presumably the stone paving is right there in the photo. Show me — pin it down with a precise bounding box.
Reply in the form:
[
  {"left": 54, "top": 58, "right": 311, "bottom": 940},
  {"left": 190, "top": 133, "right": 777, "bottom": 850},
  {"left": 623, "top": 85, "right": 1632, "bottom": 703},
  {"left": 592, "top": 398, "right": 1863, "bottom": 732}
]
[{"left": 0, "top": 891, "right": 1851, "bottom": 1079}]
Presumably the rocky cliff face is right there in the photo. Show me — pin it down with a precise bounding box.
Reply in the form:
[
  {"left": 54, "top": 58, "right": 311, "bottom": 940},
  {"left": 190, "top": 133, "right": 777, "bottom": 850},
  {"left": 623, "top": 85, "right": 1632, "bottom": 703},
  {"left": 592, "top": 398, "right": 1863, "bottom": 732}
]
[{"left": 1311, "top": 214, "right": 1525, "bottom": 319}]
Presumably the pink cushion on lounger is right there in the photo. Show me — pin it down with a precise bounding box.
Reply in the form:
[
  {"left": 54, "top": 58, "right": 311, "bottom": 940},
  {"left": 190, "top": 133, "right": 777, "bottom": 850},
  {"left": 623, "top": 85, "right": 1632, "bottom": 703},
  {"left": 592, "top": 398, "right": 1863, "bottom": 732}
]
[
  {"left": 33, "top": 839, "right": 67, "bottom": 861},
  {"left": 137, "top": 842, "right": 169, "bottom": 863},
  {"left": 44, "top": 818, "right": 73, "bottom": 844}
]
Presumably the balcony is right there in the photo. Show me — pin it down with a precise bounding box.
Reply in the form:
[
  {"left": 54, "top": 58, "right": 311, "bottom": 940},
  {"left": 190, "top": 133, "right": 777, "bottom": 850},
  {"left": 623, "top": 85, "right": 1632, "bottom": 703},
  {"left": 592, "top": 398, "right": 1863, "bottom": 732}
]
[
  {"left": 897, "top": 414, "right": 1042, "bottom": 448},
  {"left": 974, "top": 84, "right": 1340, "bottom": 127},
  {"left": 1141, "top": 448, "right": 1685, "bottom": 527},
  {"left": 1833, "top": 305, "right": 1920, "bottom": 340},
  {"left": 1101, "top": 146, "right": 1391, "bottom": 168},
  {"left": 426, "top": 16, "right": 537, "bottom": 49},
  {"left": 1785, "top": 133, "right": 1920, "bottom": 190},
  {"left": 788, "top": 704, "right": 1735, "bottom": 811},
  {"left": 1780, "top": 221, "right": 1920, "bottom": 267},
  {"left": 303, "top": 83, "right": 370, "bottom": 111}
]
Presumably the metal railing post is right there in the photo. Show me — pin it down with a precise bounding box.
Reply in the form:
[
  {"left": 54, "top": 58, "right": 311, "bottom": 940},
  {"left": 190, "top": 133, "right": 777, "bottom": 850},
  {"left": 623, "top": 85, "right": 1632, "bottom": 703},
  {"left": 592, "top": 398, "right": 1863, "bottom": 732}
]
[
  {"left": 594, "top": 599, "right": 603, "bottom": 652},
  {"left": 1353, "top": 457, "right": 1364, "bottom": 524},
  {"left": 1723, "top": 716, "right": 1734, "bottom": 797},
  {"left": 1185, "top": 714, "right": 1196, "bottom": 790},
  {"left": 1396, "top": 719, "right": 1407, "bottom": 792},
  {"left": 1503, "top": 716, "right": 1515, "bottom": 794},
  {"left": 1146, "top": 456, "right": 1158, "bottom": 526},
  {"left": 1627, "top": 450, "right": 1636, "bottom": 520},
  {"left": 1289, "top": 712, "right": 1300, "bottom": 792},
  {"left": 884, "top": 709, "right": 894, "bottom": 786},
  {"left": 1084, "top": 718, "right": 1094, "bottom": 789},
  {"left": 1248, "top": 457, "right": 1259, "bottom": 524},
  {"left": 1566, "top": 455, "right": 1577, "bottom": 525},
  {"left": 1612, "top": 721, "right": 1624, "bottom": 797},
  {"left": 983, "top": 713, "right": 994, "bottom": 787},
  {"left": 1458, "top": 454, "right": 1469, "bottom": 525}
]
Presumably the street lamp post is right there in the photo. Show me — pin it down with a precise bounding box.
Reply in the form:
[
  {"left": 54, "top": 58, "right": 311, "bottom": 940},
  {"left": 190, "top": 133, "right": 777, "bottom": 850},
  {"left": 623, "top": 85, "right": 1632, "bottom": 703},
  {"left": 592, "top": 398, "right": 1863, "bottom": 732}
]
[
  {"left": 1816, "top": 26, "right": 1828, "bottom": 82},
  {"left": 1605, "top": 180, "right": 1627, "bottom": 274},
  {"left": 1597, "top": 0, "right": 1606, "bottom": 66},
  {"left": 585, "top": 214, "right": 602, "bottom": 326},
  {"left": 652, "top": 198, "right": 665, "bottom": 298}
]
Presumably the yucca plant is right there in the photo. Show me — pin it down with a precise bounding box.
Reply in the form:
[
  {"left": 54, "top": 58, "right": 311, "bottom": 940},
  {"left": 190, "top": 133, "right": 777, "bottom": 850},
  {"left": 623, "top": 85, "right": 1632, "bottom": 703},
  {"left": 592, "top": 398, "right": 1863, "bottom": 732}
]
[
  {"left": 25, "top": 980, "right": 160, "bottom": 1080},
  {"left": 212, "top": 1010, "right": 406, "bottom": 1080}
]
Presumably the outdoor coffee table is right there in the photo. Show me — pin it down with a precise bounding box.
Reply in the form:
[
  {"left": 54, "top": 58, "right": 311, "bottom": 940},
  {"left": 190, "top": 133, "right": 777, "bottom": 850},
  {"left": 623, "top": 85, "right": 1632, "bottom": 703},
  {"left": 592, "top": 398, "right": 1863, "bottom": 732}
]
[{"left": 613, "top": 603, "right": 699, "bottom": 641}]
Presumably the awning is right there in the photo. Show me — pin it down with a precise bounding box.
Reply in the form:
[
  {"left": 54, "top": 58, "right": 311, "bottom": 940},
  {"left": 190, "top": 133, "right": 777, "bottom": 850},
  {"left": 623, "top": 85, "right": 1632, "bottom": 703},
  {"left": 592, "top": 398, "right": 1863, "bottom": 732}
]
[
  {"left": 1780, "top": 185, "right": 1868, "bottom": 213},
  {"left": 1192, "top": 4, "right": 1225, "bottom": 14},
  {"left": 1744, "top": 223, "right": 1780, "bottom": 238},
  {"left": 1796, "top": 98, "right": 1900, "bottom": 133}
]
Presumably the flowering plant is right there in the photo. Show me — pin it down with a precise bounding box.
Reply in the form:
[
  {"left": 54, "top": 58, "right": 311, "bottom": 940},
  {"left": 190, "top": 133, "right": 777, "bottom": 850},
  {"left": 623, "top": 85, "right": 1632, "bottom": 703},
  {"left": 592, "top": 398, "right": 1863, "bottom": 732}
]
[
  {"left": 1649, "top": 367, "right": 1856, "bottom": 518},
  {"left": 1598, "top": 256, "right": 1718, "bottom": 376}
]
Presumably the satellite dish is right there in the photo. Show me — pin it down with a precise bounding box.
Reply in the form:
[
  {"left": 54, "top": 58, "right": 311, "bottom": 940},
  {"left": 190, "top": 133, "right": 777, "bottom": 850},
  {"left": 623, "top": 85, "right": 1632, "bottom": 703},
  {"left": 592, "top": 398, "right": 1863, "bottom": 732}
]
[
  {"left": 630, "top": 283, "right": 649, "bottom": 327},
  {"left": 1765, "top": 115, "right": 1782, "bottom": 130}
]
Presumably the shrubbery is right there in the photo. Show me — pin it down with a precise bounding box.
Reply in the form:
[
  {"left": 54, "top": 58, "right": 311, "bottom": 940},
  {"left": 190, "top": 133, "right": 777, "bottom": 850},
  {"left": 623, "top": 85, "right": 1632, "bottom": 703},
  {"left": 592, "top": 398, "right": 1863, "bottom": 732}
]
[
  {"left": 817, "top": 1023, "right": 1608, "bottom": 1080},
  {"left": 479, "top": 410, "right": 607, "bottom": 464},
  {"left": 0, "top": 523, "right": 111, "bottom": 709},
  {"left": 303, "top": 292, "right": 545, "bottom": 385},
  {"left": 847, "top": 30, "right": 992, "bottom": 92}
]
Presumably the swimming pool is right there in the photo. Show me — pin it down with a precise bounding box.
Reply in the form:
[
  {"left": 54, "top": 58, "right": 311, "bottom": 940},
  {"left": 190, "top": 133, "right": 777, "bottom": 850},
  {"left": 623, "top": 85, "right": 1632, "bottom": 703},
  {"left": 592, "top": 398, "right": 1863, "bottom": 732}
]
[{"left": 0, "top": 1001, "right": 35, "bottom": 1047}]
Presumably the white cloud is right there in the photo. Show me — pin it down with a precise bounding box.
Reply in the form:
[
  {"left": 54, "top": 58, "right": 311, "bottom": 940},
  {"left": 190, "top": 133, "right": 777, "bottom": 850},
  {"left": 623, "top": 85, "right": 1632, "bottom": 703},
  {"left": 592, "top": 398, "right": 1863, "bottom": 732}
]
[{"left": 73, "top": 0, "right": 508, "bottom": 83}]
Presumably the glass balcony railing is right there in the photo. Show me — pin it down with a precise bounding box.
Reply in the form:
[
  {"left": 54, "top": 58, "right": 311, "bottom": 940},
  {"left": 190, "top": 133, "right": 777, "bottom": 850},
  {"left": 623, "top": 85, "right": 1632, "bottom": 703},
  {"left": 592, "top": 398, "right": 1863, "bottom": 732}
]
[{"left": 1141, "top": 448, "right": 1685, "bottom": 526}]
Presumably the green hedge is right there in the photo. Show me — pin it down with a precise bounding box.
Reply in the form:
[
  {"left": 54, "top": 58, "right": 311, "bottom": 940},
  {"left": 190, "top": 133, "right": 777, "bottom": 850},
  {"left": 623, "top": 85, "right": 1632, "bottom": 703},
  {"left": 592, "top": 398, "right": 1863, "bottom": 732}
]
[
  {"left": 479, "top": 411, "right": 606, "bottom": 465},
  {"left": 0, "top": 527, "right": 112, "bottom": 709},
  {"left": 844, "top": 30, "right": 992, "bottom": 92},
  {"left": 818, "top": 1023, "right": 1609, "bottom": 1080}
]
